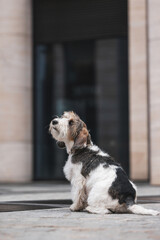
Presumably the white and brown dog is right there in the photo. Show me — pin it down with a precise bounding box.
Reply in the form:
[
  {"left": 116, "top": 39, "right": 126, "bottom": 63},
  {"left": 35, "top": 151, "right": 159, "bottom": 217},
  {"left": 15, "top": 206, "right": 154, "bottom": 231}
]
[{"left": 49, "top": 111, "right": 159, "bottom": 215}]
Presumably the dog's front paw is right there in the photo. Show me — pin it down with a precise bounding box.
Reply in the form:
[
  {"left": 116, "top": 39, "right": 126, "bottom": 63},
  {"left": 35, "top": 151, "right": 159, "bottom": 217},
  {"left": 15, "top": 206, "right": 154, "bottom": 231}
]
[{"left": 70, "top": 203, "right": 82, "bottom": 212}]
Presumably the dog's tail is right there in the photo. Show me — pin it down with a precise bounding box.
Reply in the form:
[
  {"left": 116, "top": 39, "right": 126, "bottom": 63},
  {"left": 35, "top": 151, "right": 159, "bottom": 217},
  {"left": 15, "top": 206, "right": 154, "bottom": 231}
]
[
  {"left": 125, "top": 196, "right": 159, "bottom": 216},
  {"left": 128, "top": 204, "right": 159, "bottom": 216}
]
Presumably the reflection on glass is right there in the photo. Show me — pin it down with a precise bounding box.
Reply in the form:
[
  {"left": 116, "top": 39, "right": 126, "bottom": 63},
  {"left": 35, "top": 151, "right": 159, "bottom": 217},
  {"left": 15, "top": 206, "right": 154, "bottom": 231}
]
[{"left": 34, "top": 39, "right": 128, "bottom": 180}]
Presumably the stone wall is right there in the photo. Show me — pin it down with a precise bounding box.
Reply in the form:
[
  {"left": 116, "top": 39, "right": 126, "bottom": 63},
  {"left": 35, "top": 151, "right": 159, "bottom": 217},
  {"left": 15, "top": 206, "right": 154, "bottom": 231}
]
[
  {"left": 0, "top": 0, "right": 32, "bottom": 182},
  {"left": 128, "top": 0, "right": 149, "bottom": 180},
  {"left": 0, "top": 0, "right": 159, "bottom": 184},
  {"left": 148, "top": 0, "right": 160, "bottom": 185},
  {"left": 129, "top": 0, "right": 160, "bottom": 184}
]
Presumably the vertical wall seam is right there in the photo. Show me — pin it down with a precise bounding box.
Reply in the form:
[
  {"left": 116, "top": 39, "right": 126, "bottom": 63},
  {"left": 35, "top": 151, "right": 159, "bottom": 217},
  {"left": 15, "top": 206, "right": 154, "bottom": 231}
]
[{"left": 146, "top": 0, "right": 151, "bottom": 182}]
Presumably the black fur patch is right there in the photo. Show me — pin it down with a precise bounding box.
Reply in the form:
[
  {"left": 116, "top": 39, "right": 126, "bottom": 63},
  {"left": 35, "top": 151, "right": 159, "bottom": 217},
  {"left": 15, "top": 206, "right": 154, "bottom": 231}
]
[
  {"left": 109, "top": 168, "right": 136, "bottom": 205},
  {"left": 71, "top": 147, "right": 120, "bottom": 178}
]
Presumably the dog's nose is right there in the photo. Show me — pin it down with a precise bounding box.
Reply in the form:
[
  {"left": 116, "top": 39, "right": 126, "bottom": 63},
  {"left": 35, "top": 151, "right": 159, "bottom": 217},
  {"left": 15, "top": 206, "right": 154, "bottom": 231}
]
[{"left": 52, "top": 119, "right": 58, "bottom": 125}]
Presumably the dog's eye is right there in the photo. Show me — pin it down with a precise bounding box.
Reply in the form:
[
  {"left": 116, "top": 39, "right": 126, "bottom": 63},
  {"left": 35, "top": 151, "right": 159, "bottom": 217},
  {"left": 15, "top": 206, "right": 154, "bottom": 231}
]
[{"left": 69, "top": 119, "right": 74, "bottom": 126}]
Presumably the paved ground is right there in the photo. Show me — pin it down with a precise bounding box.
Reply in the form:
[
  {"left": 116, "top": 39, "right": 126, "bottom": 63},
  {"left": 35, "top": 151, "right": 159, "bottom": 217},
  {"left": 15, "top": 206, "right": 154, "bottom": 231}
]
[{"left": 0, "top": 183, "right": 160, "bottom": 240}]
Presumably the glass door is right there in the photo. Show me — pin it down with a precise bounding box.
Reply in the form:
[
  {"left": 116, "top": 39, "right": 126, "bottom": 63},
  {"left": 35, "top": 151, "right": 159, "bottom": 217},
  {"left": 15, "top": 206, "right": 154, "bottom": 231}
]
[
  {"left": 33, "top": 0, "right": 128, "bottom": 180},
  {"left": 34, "top": 39, "right": 129, "bottom": 180}
]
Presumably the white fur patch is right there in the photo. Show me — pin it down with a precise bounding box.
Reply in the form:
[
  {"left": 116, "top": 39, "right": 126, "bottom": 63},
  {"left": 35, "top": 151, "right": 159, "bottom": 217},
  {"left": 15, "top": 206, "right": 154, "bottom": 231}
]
[
  {"left": 89, "top": 144, "right": 109, "bottom": 157},
  {"left": 86, "top": 164, "right": 120, "bottom": 210},
  {"left": 63, "top": 155, "right": 73, "bottom": 181},
  {"left": 64, "top": 154, "right": 87, "bottom": 211},
  {"left": 98, "top": 150, "right": 109, "bottom": 157}
]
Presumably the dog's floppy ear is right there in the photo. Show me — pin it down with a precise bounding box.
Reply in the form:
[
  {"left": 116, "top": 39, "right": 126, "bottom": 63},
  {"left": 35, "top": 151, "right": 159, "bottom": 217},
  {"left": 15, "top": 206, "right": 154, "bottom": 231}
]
[
  {"left": 71, "top": 127, "right": 89, "bottom": 153},
  {"left": 57, "top": 141, "right": 66, "bottom": 149}
]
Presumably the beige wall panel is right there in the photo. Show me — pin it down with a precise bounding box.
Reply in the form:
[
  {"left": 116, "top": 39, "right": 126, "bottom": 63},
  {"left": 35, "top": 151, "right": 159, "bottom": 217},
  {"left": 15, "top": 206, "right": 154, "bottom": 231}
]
[
  {"left": 129, "top": 0, "right": 148, "bottom": 180},
  {"left": 0, "top": 26, "right": 32, "bottom": 89},
  {"left": 0, "top": 0, "right": 31, "bottom": 35},
  {"left": 0, "top": 143, "right": 32, "bottom": 182},
  {"left": 148, "top": 0, "right": 160, "bottom": 40},
  {"left": 0, "top": 86, "right": 32, "bottom": 142},
  {"left": 148, "top": 39, "right": 160, "bottom": 185},
  {"left": 0, "top": 0, "right": 32, "bottom": 182}
]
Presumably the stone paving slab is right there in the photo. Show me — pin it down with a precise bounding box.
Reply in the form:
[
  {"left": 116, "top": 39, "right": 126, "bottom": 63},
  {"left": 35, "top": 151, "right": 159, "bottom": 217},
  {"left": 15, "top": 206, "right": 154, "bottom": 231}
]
[
  {"left": 0, "top": 204, "right": 160, "bottom": 240},
  {"left": 0, "top": 183, "right": 160, "bottom": 202},
  {"left": 136, "top": 184, "right": 160, "bottom": 197},
  {"left": 0, "top": 183, "right": 71, "bottom": 202},
  {"left": 0, "top": 183, "right": 160, "bottom": 240}
]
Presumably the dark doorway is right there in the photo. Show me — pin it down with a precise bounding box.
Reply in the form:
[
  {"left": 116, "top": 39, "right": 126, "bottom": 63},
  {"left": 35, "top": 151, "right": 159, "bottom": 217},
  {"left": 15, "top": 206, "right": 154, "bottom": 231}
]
[{"left": 33, "top": 0, "right": 129, "bottom": 180}]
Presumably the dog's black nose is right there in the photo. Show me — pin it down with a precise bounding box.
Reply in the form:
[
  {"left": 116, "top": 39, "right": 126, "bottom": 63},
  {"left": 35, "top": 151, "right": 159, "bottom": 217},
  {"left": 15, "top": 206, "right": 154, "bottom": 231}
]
[{"left": 52, "top": 120, "right": 58, "bottom": 125}]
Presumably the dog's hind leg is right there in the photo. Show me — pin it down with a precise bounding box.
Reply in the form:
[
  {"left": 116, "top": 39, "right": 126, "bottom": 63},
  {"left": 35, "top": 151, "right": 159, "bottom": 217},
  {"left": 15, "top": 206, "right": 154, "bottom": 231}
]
[{"left": 86, "top": 184, "right": 113, "bottom": 214}]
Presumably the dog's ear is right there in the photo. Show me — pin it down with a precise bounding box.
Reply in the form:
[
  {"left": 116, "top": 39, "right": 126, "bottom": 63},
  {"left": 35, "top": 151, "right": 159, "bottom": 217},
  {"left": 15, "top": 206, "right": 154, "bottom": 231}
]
[
  {"left": 87, "top": 133, "right": 91, "bottom": 145},
  {"left": 71, "top": 127, "right": 89, "bottom": 153},
  {"left": 57, "top": 141, "right": 66, "bottom": 149}
]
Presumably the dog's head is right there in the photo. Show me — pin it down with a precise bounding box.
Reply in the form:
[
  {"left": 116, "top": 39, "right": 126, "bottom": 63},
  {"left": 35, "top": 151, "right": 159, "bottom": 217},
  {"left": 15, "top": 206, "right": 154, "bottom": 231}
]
[{"left": 49, "top": 111, "right": 91, "bottom": 153}]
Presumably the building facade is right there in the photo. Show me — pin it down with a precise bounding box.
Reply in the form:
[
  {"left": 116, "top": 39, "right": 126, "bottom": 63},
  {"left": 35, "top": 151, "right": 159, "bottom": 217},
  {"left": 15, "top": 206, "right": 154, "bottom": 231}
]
[{"left": 0, "top": 0, "right": 160, "bottom": 184}]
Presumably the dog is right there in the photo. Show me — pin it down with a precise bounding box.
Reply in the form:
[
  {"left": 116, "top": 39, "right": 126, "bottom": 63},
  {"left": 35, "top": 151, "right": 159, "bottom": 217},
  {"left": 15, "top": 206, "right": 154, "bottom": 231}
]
[{"left": 49, "top": 111, "right": 159, "bottom": 215}]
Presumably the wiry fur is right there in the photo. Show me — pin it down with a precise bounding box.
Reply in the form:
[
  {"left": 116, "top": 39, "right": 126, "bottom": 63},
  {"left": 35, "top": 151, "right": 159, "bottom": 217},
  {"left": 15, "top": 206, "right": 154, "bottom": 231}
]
[{"left": 49, "top": 111, "right": 159, "bottom": 216}]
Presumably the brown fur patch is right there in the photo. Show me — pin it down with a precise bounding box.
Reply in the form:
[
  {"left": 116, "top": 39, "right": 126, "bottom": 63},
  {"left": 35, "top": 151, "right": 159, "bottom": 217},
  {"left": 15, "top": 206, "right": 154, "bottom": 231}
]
[
  {"left": 71, "top": 127, "right": 89, "bottom": 152},
  {"left": 62, "top": 111, "right": 91, "bottom": 151},
  {"left": 63, "top": 112, "right": 84, "bottom": 140}
]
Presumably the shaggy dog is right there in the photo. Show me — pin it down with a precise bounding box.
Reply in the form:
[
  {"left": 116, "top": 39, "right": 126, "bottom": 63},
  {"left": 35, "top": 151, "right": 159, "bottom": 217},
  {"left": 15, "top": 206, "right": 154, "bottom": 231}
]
[{"left": 49, "top": 111, "right": 159, "bottom": 215}]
